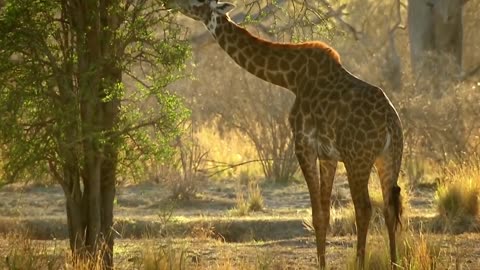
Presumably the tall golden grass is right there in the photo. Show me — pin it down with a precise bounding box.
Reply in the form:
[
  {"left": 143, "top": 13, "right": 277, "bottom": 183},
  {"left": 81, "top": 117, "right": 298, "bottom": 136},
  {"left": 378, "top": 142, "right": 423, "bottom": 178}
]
[
  {"left": 434, "top": 160, "right": 480, "bottom": 232},
  {"left": 346, "top": 231, "right": 445, "bottom": 270}
]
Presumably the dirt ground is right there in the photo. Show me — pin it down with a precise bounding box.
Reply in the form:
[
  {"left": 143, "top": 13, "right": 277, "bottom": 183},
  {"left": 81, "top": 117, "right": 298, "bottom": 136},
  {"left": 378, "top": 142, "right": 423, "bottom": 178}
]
[{"left": 1, "top": 174, "right": 480, "bottom": 269}]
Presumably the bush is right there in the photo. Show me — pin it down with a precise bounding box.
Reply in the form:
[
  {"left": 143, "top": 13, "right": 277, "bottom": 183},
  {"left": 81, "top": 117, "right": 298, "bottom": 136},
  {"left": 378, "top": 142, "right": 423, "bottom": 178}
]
[{"left": 436, "top": 185, "right": 478, "bottom": 219}]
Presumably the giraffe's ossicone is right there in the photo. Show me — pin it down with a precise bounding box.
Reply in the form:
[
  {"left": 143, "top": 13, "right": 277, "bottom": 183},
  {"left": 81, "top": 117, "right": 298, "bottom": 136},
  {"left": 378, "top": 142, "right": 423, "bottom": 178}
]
[{"left": 166, "top": 0, "right": 404, "bottom": 268}]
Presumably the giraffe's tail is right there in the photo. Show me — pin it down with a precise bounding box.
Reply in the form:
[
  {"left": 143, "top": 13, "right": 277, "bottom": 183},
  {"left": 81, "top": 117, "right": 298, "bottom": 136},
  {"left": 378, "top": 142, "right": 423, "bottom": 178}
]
[
  {"left": 391, "top": 183, "right": 402, "bottom": 230},
  {"left": 388, "top": 115, "right": 403, "bottom": 231}
]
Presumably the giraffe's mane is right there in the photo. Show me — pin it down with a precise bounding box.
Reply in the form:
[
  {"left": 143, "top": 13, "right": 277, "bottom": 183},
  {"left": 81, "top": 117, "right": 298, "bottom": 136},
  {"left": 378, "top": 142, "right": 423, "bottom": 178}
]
[
  {"left": 280, "top": 41, "right": 341, "bottom": 63},
  {"left": 232, "top": 20, "right": 341, "bottom": 64}
]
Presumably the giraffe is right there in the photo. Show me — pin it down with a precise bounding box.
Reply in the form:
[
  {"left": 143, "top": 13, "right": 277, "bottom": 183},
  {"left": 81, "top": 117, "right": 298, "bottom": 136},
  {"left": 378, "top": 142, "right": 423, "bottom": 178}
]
[{"left": 166, "top": 0, "right": 404, "bottom": 268}]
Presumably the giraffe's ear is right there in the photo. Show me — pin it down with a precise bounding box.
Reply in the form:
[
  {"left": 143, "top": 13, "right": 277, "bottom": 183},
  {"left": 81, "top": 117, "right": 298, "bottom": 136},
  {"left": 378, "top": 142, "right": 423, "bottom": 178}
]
[{"left": 215, "top": 2, "right": 235, "bottom": 15}]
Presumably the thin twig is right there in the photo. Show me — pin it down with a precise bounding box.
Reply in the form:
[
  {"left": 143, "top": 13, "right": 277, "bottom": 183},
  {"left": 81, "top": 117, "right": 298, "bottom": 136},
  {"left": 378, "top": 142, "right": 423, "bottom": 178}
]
[{"left": 205, "top": 158, "right": 289, "bottom": 177}]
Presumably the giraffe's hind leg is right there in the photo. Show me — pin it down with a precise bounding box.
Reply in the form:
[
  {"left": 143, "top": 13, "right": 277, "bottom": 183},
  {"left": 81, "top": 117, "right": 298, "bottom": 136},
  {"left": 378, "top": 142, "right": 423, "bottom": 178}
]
[
  {"left": 317, "top": 160, "right": 337, "bottom": 267},
  {"left": 375, "top": 154, "right": 402, "bottom": 267},
  {"left": 344, "top": 160, "right": 374, "bottom": 269}
]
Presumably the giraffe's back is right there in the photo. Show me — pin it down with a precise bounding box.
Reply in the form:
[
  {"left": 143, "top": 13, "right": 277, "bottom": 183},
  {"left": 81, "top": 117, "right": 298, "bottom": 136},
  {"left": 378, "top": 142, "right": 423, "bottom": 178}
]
[{"left": 290, "top": 68, "right": 401, "bottom": 162}]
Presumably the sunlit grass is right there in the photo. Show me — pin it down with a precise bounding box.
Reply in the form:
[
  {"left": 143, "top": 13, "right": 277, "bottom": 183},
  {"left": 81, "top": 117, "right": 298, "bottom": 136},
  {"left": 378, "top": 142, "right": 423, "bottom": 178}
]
[
  {"left": 346, "top": 231, "right": 444, "bottom": 270},
  {"left": 228, "top": 181, "right": 265, "bottom": 216},
  {"left": 228, "top": 190, "right": 250, "bottom": 217},
  {"left": 434, "top": 161, "right": 480, "bottom": 232},
  {"left": 195, "top": 127, "right": 264, "bottom": 180},
  {"left": 247, "top": 183, "right": 264, "bottom": 212}
]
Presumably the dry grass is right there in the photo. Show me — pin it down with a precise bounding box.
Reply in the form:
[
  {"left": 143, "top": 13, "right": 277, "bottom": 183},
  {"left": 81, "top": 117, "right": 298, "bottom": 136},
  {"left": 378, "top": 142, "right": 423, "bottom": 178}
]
[
  {"left": 1, "top": 231, "right": 190, "bottom": 270},
  {"left": 2, "top": 231, "right": 111, "bottom": 270},
  {"left": 2, "top": 231, "right": 63, "bottom": 270},
  {"left": 346, "top": 231, "right": 443, "bottom": 270},
  {"left": 398, "top": 232, "right": 441, "bottom": 270},
  {"left": 189, "top": 221, "right": 225, "bottom": 242},
  {"left": 228, "top": 182, "right": 265, "bottom": 216},
  {"left": 200, "top": 249, "right": 287, "bottom": 270},
  {"left": 434, "top": 161, "right": 480, "bottom": 232},
  {"left": 229, "top": 190, "right": 250, "bottom": 217},
  {"left": 135, "top": 242, "right": 188, "bottom": 270},
  {"left": 247, "top": 183, "right": 264, "bottom": 212},
  {"left": 66, "top": 252, "right": 109, "bottom": 270}
]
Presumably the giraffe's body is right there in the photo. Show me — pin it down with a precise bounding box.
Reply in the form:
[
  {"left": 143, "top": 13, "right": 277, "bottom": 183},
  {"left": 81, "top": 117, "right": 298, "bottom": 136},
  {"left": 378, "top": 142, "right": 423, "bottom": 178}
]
[{"left": 167, "top": 0, "right": 404, "bottom": 268}]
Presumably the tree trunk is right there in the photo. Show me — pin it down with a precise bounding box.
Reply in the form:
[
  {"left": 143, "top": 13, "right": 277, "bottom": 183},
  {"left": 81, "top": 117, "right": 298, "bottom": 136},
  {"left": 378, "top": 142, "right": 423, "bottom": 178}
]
[
  {"left": 408, "top": 0, "right": 435, "bottom": 73},
  {"left": 100, "top": 152, "right": 116, "bottom": 267},
  {"left": 61, "top": 87, "right": 119, "bottom": 269},
  {"left": 55, "top": 0, "right": 121, "bottom": 267},
  {"left": 408, "top": 0, "right": 466, "bottom": 75},
  {"left": 98, "top": 65, "right": 121, "bottom": 267},
  {"left": 65, "top": 195, "right": 87, "bottom": 253}
]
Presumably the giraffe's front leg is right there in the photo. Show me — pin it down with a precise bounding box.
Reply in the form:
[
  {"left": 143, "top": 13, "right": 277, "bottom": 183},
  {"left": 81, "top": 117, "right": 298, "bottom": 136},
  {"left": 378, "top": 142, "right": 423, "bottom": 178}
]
[{"left": 295, "top": 141, "right": 328, "bottom": 268}]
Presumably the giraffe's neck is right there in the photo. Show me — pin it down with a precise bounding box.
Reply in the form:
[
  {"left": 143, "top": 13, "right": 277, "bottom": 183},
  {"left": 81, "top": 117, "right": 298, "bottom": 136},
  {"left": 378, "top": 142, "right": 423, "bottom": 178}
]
[{"left": 204, "top": 15, "right": 297, "bottom": 91}]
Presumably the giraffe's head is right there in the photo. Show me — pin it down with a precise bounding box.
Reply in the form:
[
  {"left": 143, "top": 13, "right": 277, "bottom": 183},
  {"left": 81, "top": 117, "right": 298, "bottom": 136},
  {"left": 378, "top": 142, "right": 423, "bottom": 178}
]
[{"left": 166, "top": 0, "right": 235, "bottom": 23}]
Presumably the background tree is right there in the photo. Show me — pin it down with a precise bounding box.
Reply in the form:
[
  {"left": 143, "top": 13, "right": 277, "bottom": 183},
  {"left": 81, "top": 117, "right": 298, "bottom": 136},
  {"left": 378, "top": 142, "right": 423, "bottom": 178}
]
[
  {"left": 408, "top": 0, "right": 468, "bottom": 76},
  {"left": 0, "top": 0, "right": 189, "bottom": 267}
]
